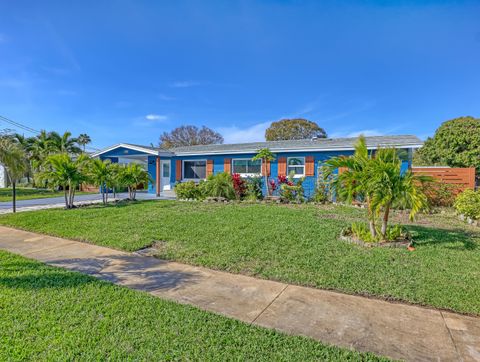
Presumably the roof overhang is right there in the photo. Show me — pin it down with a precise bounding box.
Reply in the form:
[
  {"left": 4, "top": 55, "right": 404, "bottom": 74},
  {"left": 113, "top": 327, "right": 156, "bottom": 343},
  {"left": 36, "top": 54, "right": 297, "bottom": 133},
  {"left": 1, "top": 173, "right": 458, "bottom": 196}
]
[
  {"left": 92, "top": 143, "right": 174, "bottom": 158},
  {"left": 173, "top": 143, "right": 424, "bottom": 156}
]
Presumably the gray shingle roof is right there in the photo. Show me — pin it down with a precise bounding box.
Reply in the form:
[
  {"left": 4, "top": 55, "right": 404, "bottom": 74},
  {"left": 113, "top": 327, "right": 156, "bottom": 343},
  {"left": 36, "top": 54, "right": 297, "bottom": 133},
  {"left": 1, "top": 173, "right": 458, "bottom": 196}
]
[{"left": 169, "top": 135, "right": 423, "bottom": 155}]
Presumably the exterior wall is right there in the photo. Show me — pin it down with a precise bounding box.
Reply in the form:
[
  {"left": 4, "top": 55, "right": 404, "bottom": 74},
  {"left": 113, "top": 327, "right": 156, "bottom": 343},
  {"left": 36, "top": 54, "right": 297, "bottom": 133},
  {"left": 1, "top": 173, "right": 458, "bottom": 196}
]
[
  {"left": 168, "top": 150, "right": 412, "bottom": 198},
  {"left": 0, "top": 165, "right": 8, "bottom": 188}
]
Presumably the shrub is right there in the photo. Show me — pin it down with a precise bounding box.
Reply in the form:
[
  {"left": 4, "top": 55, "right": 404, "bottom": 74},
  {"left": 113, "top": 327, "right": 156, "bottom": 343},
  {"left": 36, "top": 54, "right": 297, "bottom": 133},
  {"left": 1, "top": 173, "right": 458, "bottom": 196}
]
[
  {"left": 311, "top": 166, "right": 334, "bottom": 203},
  {"left": 232, "top": 173, "right": 247, "bottom": 200},
  {"left": 344, "top": 222, "right": 410, "bottom": 243},
  {"left": 279, "top": 173, "right": 305, "bottom": 203},
  {"left": 175, "top": 181, "right": 204, "bottom": 200},
  {"left": 245, "top": 176, "right": 263, "bottom": 201},
  {"left": 454, "top": 189, "right": 480, "bottom": 220},
  {"left": 419, "top": 182, "right": 456, "bottom": 207},
  {"left": 203, "top": 172, "right": 235, "bottom": 200}
]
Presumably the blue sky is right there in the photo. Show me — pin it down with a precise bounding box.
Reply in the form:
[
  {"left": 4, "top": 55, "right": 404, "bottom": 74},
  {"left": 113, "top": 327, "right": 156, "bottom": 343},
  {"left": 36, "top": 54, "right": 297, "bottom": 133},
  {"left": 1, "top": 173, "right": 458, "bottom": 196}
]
[{"left": 1, "top": 1, "right": 479, "bottom": 149}]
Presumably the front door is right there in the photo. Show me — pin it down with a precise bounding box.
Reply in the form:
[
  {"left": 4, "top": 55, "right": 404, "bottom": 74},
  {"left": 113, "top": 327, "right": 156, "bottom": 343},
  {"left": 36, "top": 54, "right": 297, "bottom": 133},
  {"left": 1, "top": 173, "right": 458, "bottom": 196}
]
[{"left": 160, "top": 160, "right": 171, "bottom": 191}]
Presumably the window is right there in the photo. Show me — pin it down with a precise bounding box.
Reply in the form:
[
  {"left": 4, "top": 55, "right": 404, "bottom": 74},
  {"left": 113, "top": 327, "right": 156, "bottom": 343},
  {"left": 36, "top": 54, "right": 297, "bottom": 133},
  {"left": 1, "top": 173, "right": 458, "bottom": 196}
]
[
  {"left": 183, "top": 160, "right": 206, "bottom": 180},
  {"left": 232, "top": 159, "right": 262, "bottom": 176},
  {"left": 287, "top": 157, "right": 305, "bottom": 177}
]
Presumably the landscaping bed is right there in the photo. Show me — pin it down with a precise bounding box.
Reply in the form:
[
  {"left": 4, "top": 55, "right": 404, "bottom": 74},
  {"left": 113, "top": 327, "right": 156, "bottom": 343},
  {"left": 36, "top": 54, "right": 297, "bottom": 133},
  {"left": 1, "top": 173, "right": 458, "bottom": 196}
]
[
  {"left": 0, "top": 251, "right": 383, "bottom": 361},
  {"left": 1, "top": 201, "right": 479, "bottom": 315}
]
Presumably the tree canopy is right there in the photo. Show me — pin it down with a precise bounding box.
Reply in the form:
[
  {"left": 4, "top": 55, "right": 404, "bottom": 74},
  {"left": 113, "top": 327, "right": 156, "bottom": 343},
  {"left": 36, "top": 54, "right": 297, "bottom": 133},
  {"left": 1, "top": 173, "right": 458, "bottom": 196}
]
[
  {"left": 414, "top": 116, "right": 480, "bottom": 172},
  {"left": 265, "top": 118, "right": 327, "bottom": 141},
  {"left": 159, "top": 125, "right": 223, "bottom": 149}
]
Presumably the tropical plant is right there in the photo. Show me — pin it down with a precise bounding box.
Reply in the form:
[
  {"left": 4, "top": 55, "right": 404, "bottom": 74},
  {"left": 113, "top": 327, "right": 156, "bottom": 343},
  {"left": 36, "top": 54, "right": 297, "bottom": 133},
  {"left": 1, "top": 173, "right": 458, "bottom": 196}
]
[
  {"left": 87, "top": 158, "right": 114, "bottom": 205},
  {"left": 48, "top": 131, "right": 82, "bottom": 155},
  {"left": 109, "top": 163, "right": 124, "bottom": 199},
  {"left": 77, "top": 133, "right": 92, "bottom": 153},
  {"left": 202, "top": 172, "right": 235, "bottom": 200},
  {"left": 454, "top": 189, "right": 480, "bottom": 220},
  {"left": 265, "top": 118, "right": 327, "bottom": 141},
  {"left": 245, "top": 177, "right": 263, "bottom": 201},
  {"left": 119, "top": 163, "right": 150, "bottom": 200},
  {"left": 37, "top": 153, "right": 90, "bottom": 209},
  {"left": 325, "top": 136, "right": 429, "bottom": 240},
  {"left": 279, "top": 172, "right": 305, "bottom": 203},
  {"left": 0, "top": 134, "right": 28, "bottom": 212},
  {"left": 174, "top": 181, "right": 204, "bottom": 200},
  {"left": 252, "top": 148, "right": 276, "bottom": 197},
  {"left": 232, "top": 173, "right": 247, "bottom": 200}
]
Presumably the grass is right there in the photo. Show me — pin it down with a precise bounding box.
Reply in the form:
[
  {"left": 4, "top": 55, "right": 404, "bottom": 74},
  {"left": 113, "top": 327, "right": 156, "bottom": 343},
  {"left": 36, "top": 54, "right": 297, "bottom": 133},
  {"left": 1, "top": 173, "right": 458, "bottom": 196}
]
[
  {"left": 0, "top": 187, "right": 94, "bottom": 202},
  {"left": 1, "top": 200, "right": 479, "bottom": 315},
  {"left": 0, "top": 250, "right": 385, "bottom": 361}
]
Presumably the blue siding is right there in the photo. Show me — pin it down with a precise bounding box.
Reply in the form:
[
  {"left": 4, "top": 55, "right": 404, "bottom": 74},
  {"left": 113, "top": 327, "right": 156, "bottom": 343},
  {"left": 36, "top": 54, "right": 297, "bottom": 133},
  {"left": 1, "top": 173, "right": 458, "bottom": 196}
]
[{"left": 148, "top": 149, "right": 414, "bottom": 198}]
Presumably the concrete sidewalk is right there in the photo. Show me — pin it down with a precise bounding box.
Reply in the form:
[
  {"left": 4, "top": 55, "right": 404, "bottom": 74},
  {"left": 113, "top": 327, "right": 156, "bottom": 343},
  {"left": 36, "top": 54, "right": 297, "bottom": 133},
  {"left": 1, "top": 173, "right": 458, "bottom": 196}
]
[{"left": 0, "top": 226, "right": 479, "bottom": 362}]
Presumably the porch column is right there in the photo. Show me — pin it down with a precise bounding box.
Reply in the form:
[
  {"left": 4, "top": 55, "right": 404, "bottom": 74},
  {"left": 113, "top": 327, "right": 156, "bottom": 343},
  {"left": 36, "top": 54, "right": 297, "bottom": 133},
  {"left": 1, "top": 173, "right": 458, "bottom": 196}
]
[{"left": 156, "top": 157, "right": 161, "bottom": 196}]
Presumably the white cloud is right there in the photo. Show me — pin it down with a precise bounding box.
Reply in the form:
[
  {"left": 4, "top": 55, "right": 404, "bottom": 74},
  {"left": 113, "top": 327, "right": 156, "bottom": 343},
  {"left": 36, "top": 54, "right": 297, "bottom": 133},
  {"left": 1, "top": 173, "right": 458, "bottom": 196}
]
[
  {"left": 170, "top": 80, "right": 201, "bottom": 88},
  {"left": 145, "top": 114, "right": 167, "bottom": 121},
  {"left": 217, "top": 121, "right": 271, "bottom": 144}
]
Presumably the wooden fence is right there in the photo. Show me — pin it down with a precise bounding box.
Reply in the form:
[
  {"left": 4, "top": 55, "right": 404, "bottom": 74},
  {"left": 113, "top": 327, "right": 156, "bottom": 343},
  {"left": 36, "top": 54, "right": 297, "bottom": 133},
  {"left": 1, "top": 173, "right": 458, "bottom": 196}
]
[{"left": 412, "top": 167, "right": 476, "bottom": 192}]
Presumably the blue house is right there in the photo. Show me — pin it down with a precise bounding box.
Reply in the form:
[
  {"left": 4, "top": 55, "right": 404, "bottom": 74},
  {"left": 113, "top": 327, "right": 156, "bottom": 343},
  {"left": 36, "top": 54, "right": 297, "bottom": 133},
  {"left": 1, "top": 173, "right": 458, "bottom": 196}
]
[{"left": 92, "top": 135, "right": 423, "bottom": 198}]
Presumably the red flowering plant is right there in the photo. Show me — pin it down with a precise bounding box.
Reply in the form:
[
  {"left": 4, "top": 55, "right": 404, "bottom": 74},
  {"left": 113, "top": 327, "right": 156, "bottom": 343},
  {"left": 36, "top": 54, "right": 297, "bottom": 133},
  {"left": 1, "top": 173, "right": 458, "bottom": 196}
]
[
  {"left": 277, "top": 175, "right": 294, "bottom": 186},
  {"left": 268, "top": 178, "right": 277, "bottom": 194},
  {"left": 231, "top": 173, "right": 247, "bottom": 200}
]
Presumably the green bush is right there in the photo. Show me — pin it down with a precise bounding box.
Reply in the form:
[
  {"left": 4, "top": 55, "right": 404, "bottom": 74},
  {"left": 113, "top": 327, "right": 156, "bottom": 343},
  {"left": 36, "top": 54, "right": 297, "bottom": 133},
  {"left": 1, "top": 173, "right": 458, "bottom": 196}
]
[
  {"left": 419, "top": 182, "right": 457, "bottom": 207},
  {"left": 454, "top": 189, "right": 480, "bottom": 220},
  {"left": 203, "top": 172, "right": 235, "bottom": 200},
  {"left": 344, "top": 222, "right": 409, "bottom": 243},
  {"left": 174, "top": 181, "right": 204, "bottom": 200},
  {"left": 245, "top": 177, "right": 263, "bottom": 201}
]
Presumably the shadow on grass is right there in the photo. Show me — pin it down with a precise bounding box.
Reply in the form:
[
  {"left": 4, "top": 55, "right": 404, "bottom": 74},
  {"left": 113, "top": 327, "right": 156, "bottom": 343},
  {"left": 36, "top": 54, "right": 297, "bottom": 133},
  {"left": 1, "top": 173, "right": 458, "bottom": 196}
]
[{"left": 408, "top": 225, "right": 479, "bottom": 250}]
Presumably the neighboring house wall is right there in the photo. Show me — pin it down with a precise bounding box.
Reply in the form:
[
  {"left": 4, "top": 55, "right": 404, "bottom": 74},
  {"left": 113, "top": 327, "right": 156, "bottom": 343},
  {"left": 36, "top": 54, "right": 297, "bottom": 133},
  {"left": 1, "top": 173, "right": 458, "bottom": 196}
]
[{"left": 0, "top": 165, "right": 8, "bottom": 188}]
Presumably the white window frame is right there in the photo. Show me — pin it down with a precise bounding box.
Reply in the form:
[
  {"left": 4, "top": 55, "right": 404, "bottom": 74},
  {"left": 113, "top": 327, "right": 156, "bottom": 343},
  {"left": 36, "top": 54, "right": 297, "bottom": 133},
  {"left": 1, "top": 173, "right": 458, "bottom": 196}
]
[
  {"left": 287, "top": 157, "right": 305, "bottom": 178},
  {"left": 182, "top": 159, "right": 207, "bottom": 181},
  {"left": 231, "top": 158, "right": 262, "bottom": 177}
]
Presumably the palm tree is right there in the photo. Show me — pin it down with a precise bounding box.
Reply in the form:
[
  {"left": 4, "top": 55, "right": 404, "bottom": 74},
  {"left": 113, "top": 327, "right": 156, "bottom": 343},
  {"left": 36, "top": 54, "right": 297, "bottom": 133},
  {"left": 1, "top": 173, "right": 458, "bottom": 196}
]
[
  {"left": 369, "top": 148, "right": 429, "bottom": 238},
  {"left": 38, "top": 153, "right": 90, "bottom": 209},
  {"left": 325, "top": 136, "right": 379, "bottom": 237},
  {"left": 30, "top": 130, "right": 52, "bottom": 186},
  {"left": 48, "top": 131, "right": 82, "bottom": 155},
  {"left": 87, "top": 158, "right": 113, "bottom": 205},
  {"left": 119, "top": 163, "right": 150, "bottom": 200},
  {"left": 252, "top": 148, "right": 276, "bottom": 197},
  {"left": 325, "top": 136, "right": 429, "bottom": 240},
  {"left": 0, "top": 135, "right": 28, "bottom": 212},
  {"left": 77, "top": 133, "right": 92, "bottom": 153},
  {"left": 13, "top": 133, "right": 35, "bottom": 184}
]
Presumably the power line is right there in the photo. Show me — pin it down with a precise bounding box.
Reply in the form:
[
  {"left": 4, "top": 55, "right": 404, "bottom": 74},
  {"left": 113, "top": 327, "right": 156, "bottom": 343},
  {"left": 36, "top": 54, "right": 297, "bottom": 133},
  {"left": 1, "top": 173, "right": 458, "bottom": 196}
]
[{"left": 0, "top": 114, "right": 101, "bottom": 151}]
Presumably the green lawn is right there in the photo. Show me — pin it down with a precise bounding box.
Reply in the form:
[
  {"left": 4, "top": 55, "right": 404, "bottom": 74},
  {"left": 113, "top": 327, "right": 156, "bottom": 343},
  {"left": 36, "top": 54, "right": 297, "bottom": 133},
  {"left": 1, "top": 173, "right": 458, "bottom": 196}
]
[
  {"left": 0, "top": 187, "right": 95, "bottom": 202},
  {"left": 1, "top": 201, "right": 479, "bottom": 315},
  {"left": 0, "top": 251, "right": 384, "bottom": 361}
]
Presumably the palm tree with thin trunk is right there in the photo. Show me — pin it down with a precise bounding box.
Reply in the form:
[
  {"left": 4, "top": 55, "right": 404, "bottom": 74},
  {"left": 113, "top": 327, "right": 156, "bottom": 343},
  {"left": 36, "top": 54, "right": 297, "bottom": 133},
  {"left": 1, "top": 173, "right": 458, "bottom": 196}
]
[
  {"left": 0, "top": 135, "right": 28, "bottom": 212},
  {"left": 119, "top": 163, "right": 151, "bottom": 200},
  {"left": 77, "top": 133, "right": 92, "bottom": 153},
  {"left": 38, "top": 153, "right": 90, "bottom": 209},
  {"left": 87, "top": 158, "right": 113, "bottom": 205},
  {"left": 48, "top": 131, "right": 82, "bottom": 155},
  {"left": 252, "top": 148, "right": 276, "bottom": 197}
]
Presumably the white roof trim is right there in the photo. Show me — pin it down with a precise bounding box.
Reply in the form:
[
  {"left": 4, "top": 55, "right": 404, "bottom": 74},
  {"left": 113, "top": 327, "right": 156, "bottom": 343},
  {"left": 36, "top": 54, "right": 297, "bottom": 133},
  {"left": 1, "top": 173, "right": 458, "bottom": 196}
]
[{"left": 92, "top": 143, "right": 172, "bottom": 157}]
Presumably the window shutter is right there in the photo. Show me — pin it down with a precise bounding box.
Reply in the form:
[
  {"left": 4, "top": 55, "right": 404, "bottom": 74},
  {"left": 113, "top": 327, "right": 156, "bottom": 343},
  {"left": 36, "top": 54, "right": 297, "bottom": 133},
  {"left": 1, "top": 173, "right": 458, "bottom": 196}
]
[
  {"left": 338, "top": 167, "right": 348, "bottom": 175},
  {"left": 305, "top": 156, "right": 315, "bottom": 176},
  {"left": 224, "top": 158, "right": 231, "bottom": 174},
  {"left": 175, "top": 160, "right": 182, "bottom": 181},
  {"left": 278, "top": 157, "right": 287, "bottom": 176},
  {"left": 207, "top": 159, "right": 214, "bottom": 176}
]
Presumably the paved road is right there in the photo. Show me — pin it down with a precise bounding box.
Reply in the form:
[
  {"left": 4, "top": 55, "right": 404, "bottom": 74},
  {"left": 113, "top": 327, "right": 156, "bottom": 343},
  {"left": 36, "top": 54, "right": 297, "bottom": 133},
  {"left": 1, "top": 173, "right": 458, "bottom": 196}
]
[
  {"left": 0, "top": 192, "right": 171, "bottom": 210},
  {"left": 1, "top": 226, "right": 479, "bottom": 362}
]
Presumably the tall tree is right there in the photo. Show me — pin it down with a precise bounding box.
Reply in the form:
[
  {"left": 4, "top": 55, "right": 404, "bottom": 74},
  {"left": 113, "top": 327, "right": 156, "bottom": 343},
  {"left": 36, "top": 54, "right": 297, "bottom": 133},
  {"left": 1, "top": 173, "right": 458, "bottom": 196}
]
[
  {"left": 0, "top": 134, "right": 28, "bottom": 212},
  {"left": 77, "top": 133, "right": 92, "bottom": 153},
  {"left": 265, "top": 118, "right": 327, "bottom": 141},
  {"left": 159, "top": 125, "right": 223, "bottom": 149},
  {"left": 87, "top": 158, "right": 114, "bottom": 205},
  {"left": 48, "top": 131, "right": 82, "bottom": 154},
  {"left": 414, "top": 116, "right": 480, "bottom": 173}
]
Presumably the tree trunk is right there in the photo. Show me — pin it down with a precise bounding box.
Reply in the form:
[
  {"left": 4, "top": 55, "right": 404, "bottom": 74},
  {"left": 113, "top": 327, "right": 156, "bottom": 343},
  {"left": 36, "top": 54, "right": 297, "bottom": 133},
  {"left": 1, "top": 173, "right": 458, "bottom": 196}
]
[
  {"left": 113, "top": 187, "right": 116, "bottom": 200},
  {"left": 12, "top": 182, "right": 16, "bottom": 213},
  {"left": 366, "top": 198, "right": 377, "bottom": 238},
  {"left": 64, "top": 189, "right": 69, "bottom": 209},
  {"left": 381, "top": 203, "right": 391, "bottom": 239}
]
